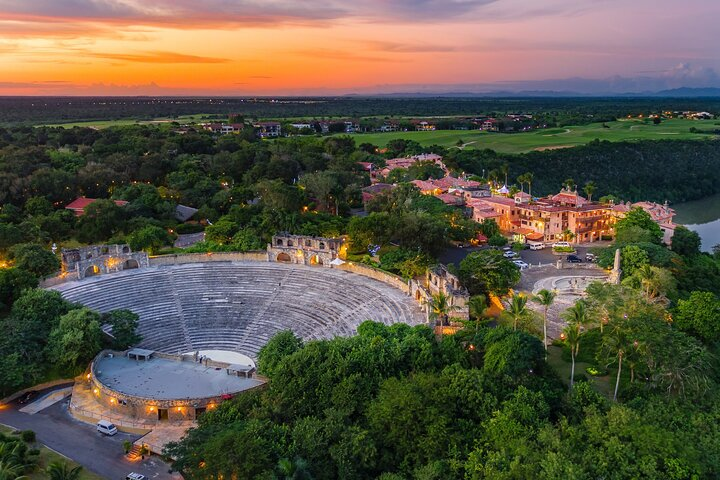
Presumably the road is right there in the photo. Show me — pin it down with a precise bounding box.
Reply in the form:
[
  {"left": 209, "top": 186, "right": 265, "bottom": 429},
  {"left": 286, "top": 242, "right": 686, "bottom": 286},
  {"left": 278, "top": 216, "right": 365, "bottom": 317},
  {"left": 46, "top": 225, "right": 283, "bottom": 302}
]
[{"left": 0, "top": 398, "right": 178, "bottom": 479}]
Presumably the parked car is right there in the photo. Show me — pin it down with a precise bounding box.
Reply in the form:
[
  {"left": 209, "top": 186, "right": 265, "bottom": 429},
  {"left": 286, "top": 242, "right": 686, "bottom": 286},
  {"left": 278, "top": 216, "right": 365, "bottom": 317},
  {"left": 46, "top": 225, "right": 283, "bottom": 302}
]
[
  {"left": 126, "top": 474, "right": 146, "bottom": 480},
  {"left": 585, "top": 253, "right": 596, "bottom": 262},
  {"left": 96, "top": 420, "right": 118, "bottom": 436},
  {"left": 567, "top": 255, "right": 583, "bottom": 263},
  {"left": 528, "top": 241, "right": 545, "bottom": 250},
  {"left": 552, "top": 241, "right": 571, "bottom": 248},
  {"left": 512, "top": 260, "right": 529, "bottom": 269},
  {"left": 502, "top": 246, "right": 512, "bottom": 251},
  {"left": 16, "top": 391, "right": 37, "bottom": 405},
  {"left": 503, "top": 250, "right": 517, "bottom": 258}
]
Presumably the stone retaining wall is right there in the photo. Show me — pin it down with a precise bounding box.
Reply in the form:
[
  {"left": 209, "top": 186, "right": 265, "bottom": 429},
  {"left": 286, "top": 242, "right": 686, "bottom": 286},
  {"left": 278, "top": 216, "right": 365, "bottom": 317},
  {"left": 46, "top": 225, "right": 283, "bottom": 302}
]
[
  {"left": 148, "top": 251, "right": 268, "bottom": 266},
  {"left": 335, "top": 262, "right": 410, "bottom": 294}
]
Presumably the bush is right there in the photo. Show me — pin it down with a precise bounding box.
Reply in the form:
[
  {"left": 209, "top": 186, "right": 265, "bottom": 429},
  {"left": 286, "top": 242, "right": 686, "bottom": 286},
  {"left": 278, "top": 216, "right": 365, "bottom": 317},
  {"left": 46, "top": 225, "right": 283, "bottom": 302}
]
[
  {"left": 21, "top": 430, "right": 36, "bottom": 442},
  {"left": 175, "top": 223, "right": 205, "bottom": 234},
  {"left": 586, "top": 365, "right": 608, "bottom": 376},
  {"left": 553, "top": 246, "right": 575, "bottom": 253}
]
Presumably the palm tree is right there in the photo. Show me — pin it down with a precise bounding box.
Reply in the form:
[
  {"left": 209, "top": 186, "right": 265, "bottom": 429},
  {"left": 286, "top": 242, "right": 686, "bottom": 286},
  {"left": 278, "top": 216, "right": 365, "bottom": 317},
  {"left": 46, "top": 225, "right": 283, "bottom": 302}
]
[
  {"left": 583, "top": 181, "right": 597, "bottom": 202},
  {"left": 516, "top": 173, "right": 527, "bottom": 193},
  {"left": 533, "top": 289, "right": 556, "bottom": 358},
  {"left": 525, "top": 172, "right": 534, "bottom": 199},
  {"left": 425, "top": 292, "right": 460, "bottom": 327},
  {"left": 467, "top": 294, "right": 489, "bottom": 333},
  {"left": 0, "top": 461, "right": 27, "bottom": 480},
  {"left": 563, "top": 178, "right": 576, "bottom": 191},
  {"left": 503, "top": 293, "right": 530, "bottom": 331},
  {"left": 46, "top": 461, "right": 83, "bottom": 480},
  {"left": 500, "top": 163, "right": 509, "bottom": 187},
  {"left": 563, "top": 324, "right": 580, "bottom": 391},
  {"left": 274, "top": 457, "right": 313, "bottom": 480},
  {"left": 635, "top": 264, "right": 658, "bottom": 299},
  {"left": 601, "top": 320, "right": 633, "bottom": 401}
]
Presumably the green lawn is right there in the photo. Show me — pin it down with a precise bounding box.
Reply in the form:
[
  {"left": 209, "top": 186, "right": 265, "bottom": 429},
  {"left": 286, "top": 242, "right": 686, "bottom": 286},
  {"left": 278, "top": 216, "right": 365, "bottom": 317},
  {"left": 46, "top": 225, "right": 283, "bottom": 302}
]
[
  {"left": 0, "top": 425, "right": 104, "bottom": 479},
  {"left": 546, "top": 345, "right": 613, "bottom": 398},
  {"left": 336, "top": 118, "right": 719, "bottom": 154}
]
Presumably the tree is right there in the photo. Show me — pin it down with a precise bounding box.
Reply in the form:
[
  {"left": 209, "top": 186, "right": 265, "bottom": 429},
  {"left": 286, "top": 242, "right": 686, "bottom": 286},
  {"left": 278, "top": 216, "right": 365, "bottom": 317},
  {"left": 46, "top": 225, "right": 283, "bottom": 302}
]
[
  {"left": 8, "top": 244, "right": 59, "bottom": 278},
  {"left": 273, "top": 457, "right": 314, "bottom": 480},
  {"left": 501, "top": 293, "right": 533, "bottom": 332},
  {"left": 467, "top": 294, "right": 489, "bottom": 332},
  {"left": 673, "top": 291, "right": 720, "bottom": 343},
  {"left": 615, "top": 207, "right": 662, "bottom": 244},
  {"left": 563, "top": 178, "right": 575, "bottom": 190},
  {"left": 621, "top": 245, "right": 650, "bottom": 277},
  {"left": 525, "top": 172, "right": 534, "bottom": 198},
  {"left": 424, "top": 292, "right": 459, "bottom": 327},
  {"left": 671, "top": 226, "right": 701, "bottom": 257},
  {"left": 459, "top": 250, "right": 521, "bottom": 297},
  {"left": 76, "top": 199, "right": 126, "bottom": 244},
  {"left": 532, "top": 289, "right": 556, "bottom": 357},
  {"left": 127, "top": 225, "right": 174, "bottom": 254},
  {"left": 563, "top": 324, "right": 581, "bottom": 391},
  {"left": 103, "top": 309, "right": 142, "bottom": 349},
  {"left": 46, "top": 461, "right": 83, "bottom": 480},
  {"left": 583, "top": 181, "right": 597, "bottom": 202},
  {"left": 0, "top": 268, "right": 37, "bottom": 312},
  {"left": 48, "top": 308, "right": 103, "bottom": 369},
  {"left": 599, "top": 318, "right": 634, "bottom": 401},
  {"left": 562, "top": 300, "right": 590, "bottom": 390},
  {"left": 258, "top": 330, "right": 304, "bottom": 379}
]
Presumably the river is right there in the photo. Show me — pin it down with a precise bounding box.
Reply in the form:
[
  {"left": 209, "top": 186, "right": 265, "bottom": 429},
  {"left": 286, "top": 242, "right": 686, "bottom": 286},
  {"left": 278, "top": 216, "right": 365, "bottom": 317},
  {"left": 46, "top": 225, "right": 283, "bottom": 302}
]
[{"left": 673, "top": 193, "right": 720, "bottom": 252}]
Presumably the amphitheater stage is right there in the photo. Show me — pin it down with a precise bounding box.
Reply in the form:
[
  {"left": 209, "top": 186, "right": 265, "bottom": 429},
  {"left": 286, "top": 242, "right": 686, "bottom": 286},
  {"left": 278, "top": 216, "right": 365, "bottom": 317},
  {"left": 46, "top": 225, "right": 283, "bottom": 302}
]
[
  {"left": 52, "top": 261, "right": 426, "bottom": 358},
  {"left": 94, "top": 355, "right": 262, "bottom": 401}
]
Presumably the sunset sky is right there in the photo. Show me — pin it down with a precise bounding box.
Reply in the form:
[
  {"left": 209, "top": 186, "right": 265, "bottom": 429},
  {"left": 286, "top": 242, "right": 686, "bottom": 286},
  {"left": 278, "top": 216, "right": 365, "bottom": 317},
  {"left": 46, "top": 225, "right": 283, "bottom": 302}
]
[{"left": 1, "top": 0, "right": 719, "bottom": 95}]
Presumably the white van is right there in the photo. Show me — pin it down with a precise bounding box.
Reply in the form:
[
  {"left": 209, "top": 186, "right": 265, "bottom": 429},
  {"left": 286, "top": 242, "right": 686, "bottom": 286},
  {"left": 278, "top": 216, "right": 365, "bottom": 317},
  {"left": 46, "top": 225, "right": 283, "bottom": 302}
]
[
  {"left": 96, "top": 420, "right": 118, "bottom": 436},
  {"left": 528, "top": 241, "right": 545, "bottom": 251}
]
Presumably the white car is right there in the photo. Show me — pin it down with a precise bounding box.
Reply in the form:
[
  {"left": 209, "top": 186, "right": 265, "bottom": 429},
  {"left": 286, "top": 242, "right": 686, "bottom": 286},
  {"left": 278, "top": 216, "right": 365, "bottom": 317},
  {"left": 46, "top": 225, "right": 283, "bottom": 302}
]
[
  {"left": 552, "top": 241, "right": 571, "bottom": 248},
  {"left": 126, "top": 474, "right": 147, "bottom": 480},
  {"left": 96, "top": 420, "right": 117, "bottom": 436},
  {"left": 513, "top": 260, "right": 529, "bottom": 269},
  {"left": 503, "top": 250, "right": 517, "bottom": 258},
  {"left": 502, "top": 246, "right": 512, "bottom": 251}
]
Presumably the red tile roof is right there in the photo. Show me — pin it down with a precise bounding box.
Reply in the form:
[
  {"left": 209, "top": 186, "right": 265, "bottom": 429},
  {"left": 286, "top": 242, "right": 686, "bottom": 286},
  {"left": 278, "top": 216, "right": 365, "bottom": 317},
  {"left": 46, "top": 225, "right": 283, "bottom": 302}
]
[{"left": 65, "top": 197, "right": 128, "bottom": 215}]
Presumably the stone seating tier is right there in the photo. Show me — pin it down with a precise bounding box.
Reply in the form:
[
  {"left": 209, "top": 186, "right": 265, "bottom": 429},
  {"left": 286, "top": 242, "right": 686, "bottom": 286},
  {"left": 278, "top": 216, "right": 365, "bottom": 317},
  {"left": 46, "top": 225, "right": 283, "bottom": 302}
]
[{"left": 52, "top": 262, "right": 425, "bottom": 358}]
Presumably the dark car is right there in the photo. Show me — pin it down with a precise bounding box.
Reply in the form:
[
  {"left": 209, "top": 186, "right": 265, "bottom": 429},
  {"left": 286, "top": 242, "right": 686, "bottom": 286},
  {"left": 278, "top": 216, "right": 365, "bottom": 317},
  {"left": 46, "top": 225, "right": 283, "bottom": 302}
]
[
  {"left": 567, "top": 255, "right": 583, "bottom": 263},
  {"left": 17, "top": 391, "right": 37, "bottom": 405}
]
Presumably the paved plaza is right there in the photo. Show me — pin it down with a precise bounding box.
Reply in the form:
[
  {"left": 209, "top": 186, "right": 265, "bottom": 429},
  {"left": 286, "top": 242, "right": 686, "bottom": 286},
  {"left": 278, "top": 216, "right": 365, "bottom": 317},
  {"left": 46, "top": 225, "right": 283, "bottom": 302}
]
[{"left": 95, "top": 355, "right": 263, "bottom": 400}]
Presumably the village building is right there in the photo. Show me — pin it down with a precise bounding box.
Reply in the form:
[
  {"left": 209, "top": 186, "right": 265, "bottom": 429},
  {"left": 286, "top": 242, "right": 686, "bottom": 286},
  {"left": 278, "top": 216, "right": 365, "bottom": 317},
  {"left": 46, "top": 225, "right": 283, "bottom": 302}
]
[
  {"left": 470, "top": 187, "right": 615, "bottom": 243},
  {"left": 612, "top": 200, "right": 677, "bottom": 244},
  {"left": 253, "top": 122, "right": 282, "bottom": 138},
  {"left": 65, "top": 197, "right": 128, "bottom": 216},
  {"left": 361, "top": 183, "right": 396, "bottom": 206}
]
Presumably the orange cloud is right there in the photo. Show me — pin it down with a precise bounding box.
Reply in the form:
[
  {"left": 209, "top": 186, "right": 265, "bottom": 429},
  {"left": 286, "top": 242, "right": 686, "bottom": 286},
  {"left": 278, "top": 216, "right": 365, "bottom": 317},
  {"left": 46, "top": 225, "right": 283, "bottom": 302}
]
[{"left": 84, "top": 51, "right": 230, "bottom": 64}]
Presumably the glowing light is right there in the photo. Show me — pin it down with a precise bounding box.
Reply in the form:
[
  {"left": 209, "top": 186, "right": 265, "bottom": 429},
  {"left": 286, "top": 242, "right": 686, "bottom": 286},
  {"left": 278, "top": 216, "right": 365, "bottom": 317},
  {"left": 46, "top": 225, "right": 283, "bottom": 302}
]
[
  {"left": 93, "top": 388, "right": 99, "bottom": 395},
  {"left": 149, "top": 406, "right": 155, "bottom": 412},
  {"left": 86, "top": 373, "right": 91, "bottom": 380},
  {"left": 110, "top": 398, "right": 116, "bottom": 404},
  {"left": 177, "top": 407, "right": 182, "bottom": 412}
]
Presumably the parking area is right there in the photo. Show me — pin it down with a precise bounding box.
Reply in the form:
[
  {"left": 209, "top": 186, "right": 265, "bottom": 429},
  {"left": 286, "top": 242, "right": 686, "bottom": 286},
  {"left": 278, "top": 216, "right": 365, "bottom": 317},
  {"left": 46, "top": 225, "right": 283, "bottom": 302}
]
[
  {"left": 439, "top": 243, "right": 600, "bottom": 269},
  {"left": 0, "top": 393, "right": 179, "bottom": 479}
]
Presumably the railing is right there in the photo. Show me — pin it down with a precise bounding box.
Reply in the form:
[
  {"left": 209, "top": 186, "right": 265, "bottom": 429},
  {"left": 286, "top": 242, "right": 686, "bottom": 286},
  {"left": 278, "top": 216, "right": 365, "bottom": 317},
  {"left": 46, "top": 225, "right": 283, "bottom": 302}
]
[{"left": 69, "top": 403, "right": 154, "bottom": 431}]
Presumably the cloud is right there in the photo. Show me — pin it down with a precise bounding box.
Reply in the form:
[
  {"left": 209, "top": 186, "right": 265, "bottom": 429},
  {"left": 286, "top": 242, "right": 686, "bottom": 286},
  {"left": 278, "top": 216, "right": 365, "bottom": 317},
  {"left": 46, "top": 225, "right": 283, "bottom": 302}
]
[
  {"left": 368, "top": 41, "right": 459, "bottom": 53},
  {"left": 85, "top": 51, "right": 230, "bottom": 64},
  {"left": 294, "top": 49, "right": 399, "bottom": 63}
]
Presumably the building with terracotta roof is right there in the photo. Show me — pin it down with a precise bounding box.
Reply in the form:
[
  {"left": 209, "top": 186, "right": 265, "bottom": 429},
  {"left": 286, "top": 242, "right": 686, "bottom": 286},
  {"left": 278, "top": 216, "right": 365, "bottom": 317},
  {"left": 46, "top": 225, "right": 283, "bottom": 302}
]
[
  {"left": 65, "top": 197, "right": 128, "bottom": 217},
  {"left": 470, "top": 188, "right": 614, "bottom": 243},
  {"left": 612, "top": 200, "right": 677, "bottom": 244}
]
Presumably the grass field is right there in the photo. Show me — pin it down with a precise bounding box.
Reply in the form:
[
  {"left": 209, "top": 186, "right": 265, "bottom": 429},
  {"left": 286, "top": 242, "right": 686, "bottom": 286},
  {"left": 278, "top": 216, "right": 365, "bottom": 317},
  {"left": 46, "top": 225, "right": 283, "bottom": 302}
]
[
  {"left": 43, "top": 113, "right": 221, "bottom": 129},
  {"left": 0, "top": 425, "right": 104, "bottom": 479},
  {"left": 339, "top": 118, "right": 719, "bottom": 154}
]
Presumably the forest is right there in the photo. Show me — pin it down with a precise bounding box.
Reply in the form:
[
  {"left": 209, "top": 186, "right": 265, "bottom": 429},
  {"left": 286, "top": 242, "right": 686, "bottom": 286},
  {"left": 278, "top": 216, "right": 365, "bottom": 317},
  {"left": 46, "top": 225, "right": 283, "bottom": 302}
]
[{"left": 2, "top": 96, "right": 720, "bottom": 126}]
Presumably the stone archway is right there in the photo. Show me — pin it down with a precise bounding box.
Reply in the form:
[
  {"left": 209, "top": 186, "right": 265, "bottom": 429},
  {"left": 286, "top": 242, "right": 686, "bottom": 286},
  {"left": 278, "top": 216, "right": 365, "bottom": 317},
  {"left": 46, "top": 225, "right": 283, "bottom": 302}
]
[
  {"left": 276, "top": 252, "right": 292, "bottom": 263},
  {"left": 309, "top": 255, "right": 323, "bottom": 266},
  {"left": 85, "top": 265, "right": 101, "bottom": 277},
  {"left": 124, "top": 259, "right": 139, "bottom": 270}
]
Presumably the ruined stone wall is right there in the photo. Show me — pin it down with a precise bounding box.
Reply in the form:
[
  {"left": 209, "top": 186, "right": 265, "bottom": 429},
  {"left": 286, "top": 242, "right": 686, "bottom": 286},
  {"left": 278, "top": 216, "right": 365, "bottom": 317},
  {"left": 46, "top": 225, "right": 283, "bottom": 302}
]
[{"left": 149, "top": 251, "right": 268, "bottom": 266}]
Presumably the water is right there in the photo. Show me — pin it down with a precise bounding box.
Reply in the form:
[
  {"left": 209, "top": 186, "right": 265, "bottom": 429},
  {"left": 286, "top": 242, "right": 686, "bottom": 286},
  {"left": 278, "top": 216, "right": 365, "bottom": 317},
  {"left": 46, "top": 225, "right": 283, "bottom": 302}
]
[{"left": 673, "top": 193, "right": 720, "bottom": 252}]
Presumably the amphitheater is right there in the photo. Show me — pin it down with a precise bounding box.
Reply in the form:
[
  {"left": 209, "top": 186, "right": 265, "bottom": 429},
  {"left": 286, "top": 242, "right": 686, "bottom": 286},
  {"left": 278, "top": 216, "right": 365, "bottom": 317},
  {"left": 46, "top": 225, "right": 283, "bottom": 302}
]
[{"left": 52, "top": 261, "right": 425, "bottom": 358}]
